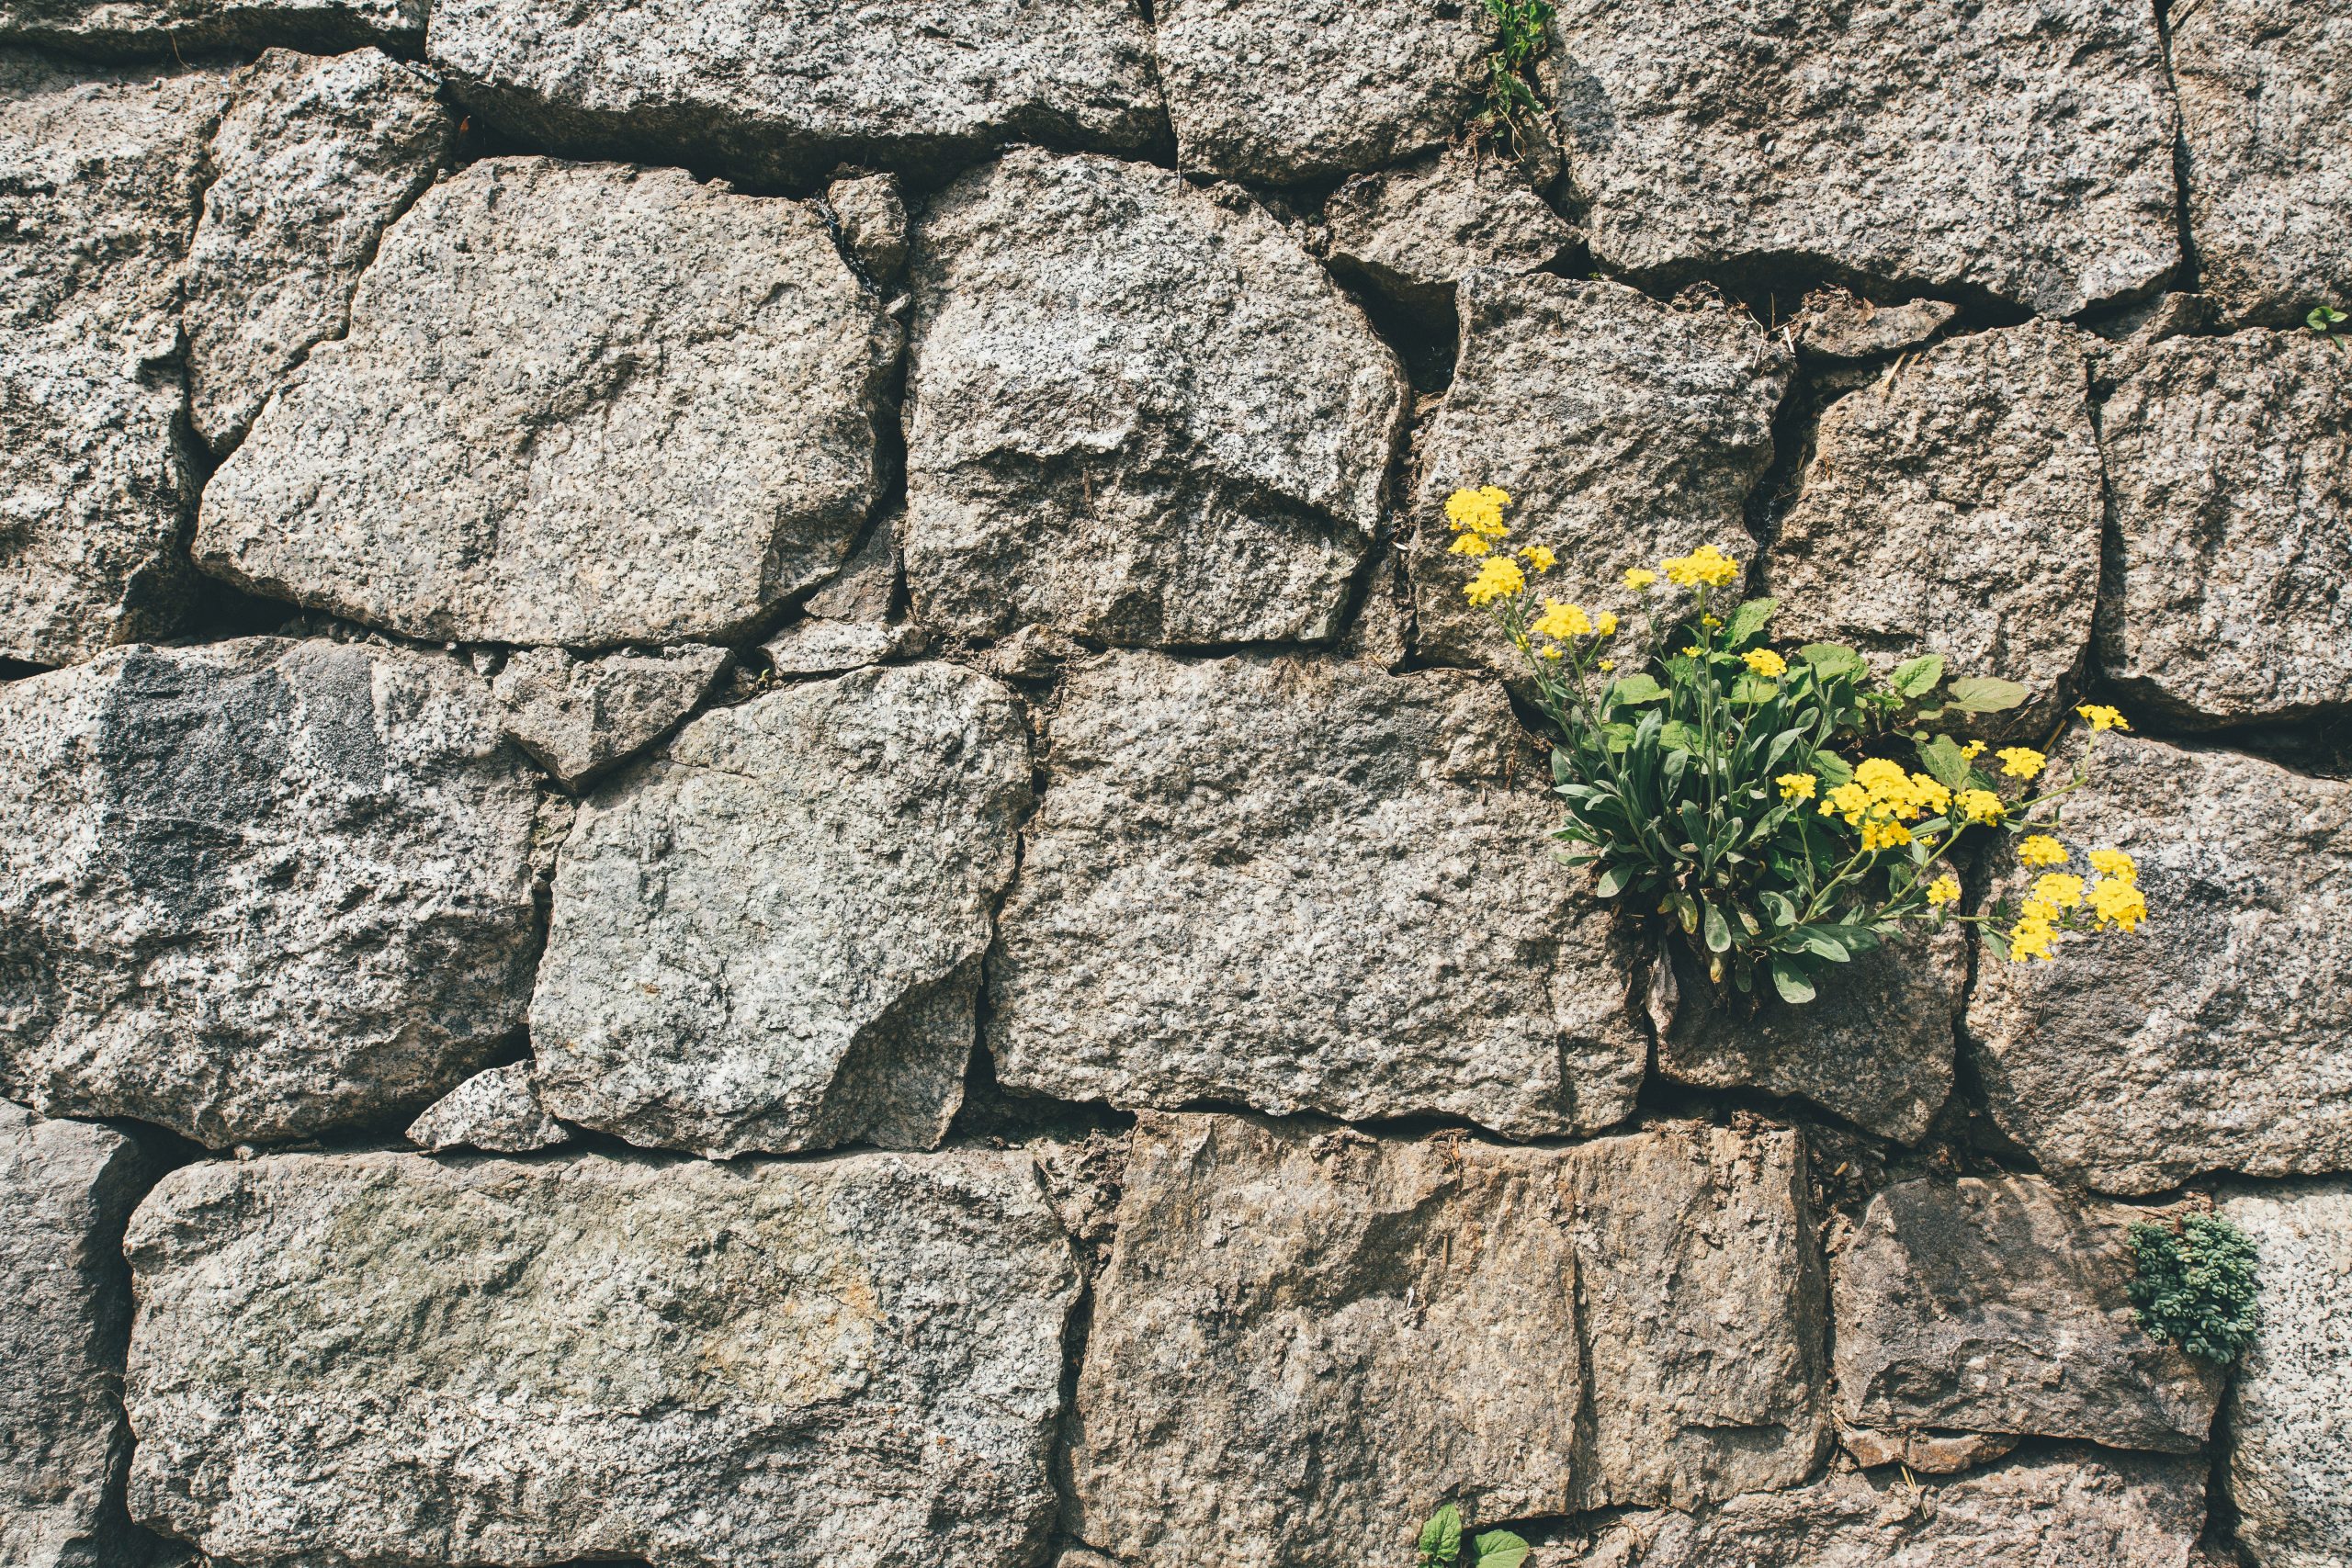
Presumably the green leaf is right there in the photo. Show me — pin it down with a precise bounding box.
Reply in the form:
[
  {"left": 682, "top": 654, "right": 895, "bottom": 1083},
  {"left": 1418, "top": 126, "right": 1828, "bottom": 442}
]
[
  {"left": 1595, "top": 864, "right": 1632, "bottom": 897},
  {"left": 1980, "top": 927, "right": 2011, "bottom": 962},
  {"left": 1419, "top": 1505, "right": 1463, "bottom": 1568},
  {"left": 1945, "top": 676, "right": 2030, "bottom": 714},
  {"left": 1797, "top": 642, "right": 1868, "bottom": 682},
  {"left": 1551, "top": 748, "right": 1576, "bottom": 786},
  {"left": 1702, "top": 900, "right": 1732, "bottom": 953},
  {"left": 1658, "top": 719, "right": 1702, "bottom": 753},
  {"left": 1599, "top": 722, "right": 1637, "bottom": 754},
  {"left": 1890, "top": 653, "right": 1945, "bottom": 698},
  {"left": 1792, "top": 924, "right": 1855, "bottom": 963},
  {"left": 1472, "top": 1531, "right": 1532, "bottom": 1568},
  {"left": 1728, "top": 675, "right": 1780, "bottom": 704},
  {"left": 1914, "top": 734, "right": 1972, "bottom": 791},
  {"left": 1811, "top": 750, "right": 1854, "bottom": 788},
  {"left": 1604, "top": 673, "right": 1668, "bottom": 706},
  {"left": 1723, "top": 596, "right": 1779, "bottom": 649},
  {"left": 1769, "top": 954, "right": 1817, "bottom": 1004},
  {"left": 1759, "top": 889, "right": 1798, "bottom": 928}
]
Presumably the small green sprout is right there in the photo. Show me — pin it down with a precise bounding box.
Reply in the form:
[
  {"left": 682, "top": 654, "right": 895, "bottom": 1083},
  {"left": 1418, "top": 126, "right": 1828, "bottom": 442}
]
[
  {"left": 2309, "top": 304, "right": 2347, "bottom": 351},
  {"left": 2127, "top": 1214, "right": 2261, "bottom": 1366},
  {"left": 1473, "top": 0, "right": 1555, "bottom": 155},
  {"left": 1418, "top": 1504, "right": 1531, "bottom": 1568}
]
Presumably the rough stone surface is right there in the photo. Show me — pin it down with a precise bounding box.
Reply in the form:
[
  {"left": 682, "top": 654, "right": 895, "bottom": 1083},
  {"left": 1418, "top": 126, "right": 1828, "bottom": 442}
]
[
  {"left": 0, "top": 0, "right": 421, "bottom": 57},
  {"left": 1154, "top": 0, "right": 1488, "bottom": 184},
  {"left": 1791, "top": 288, "right": 1959, "bottom": 361},
  {"left": 531, "top": 662, "right": 1030, "bottom": 1159},
  {"left": 2219, "top": 1181, "right": 2352, "bottom": 1568},
  {"left": 1834, "top": 1176, "right": 2222, "bottom": 1453},
  {"left": 1324, "top": 149, "right": 1577, "bottom": 322},
  {"left": 185, "top": 48, "right": 453, "bottom": 454},
  {"left": 1562, "top": 1449, "right": 2208, "bottom": 1567},
  {"left": 762, "top": 618, "right": 928, "bottom": 678},
  {"left": 1662, "top": 920, "right": 1962, "bottom": 1145},
  {"left": 491, "top": 645, "right": 730, "bottom": 790},
  {"left": 2, "top": 1102, "right": 165, "bottom": 1568},
  {"left": 1836, "top": 1422, "right": 2018, "bottom": 1476},
  {"left": 1069, "top": 1113, "right": 1826, "bottom": 1565},
  {"left": 2096, "top": 331, "right": 2352, "bottom": 728},
  {"left": 989, "top": 652, "right": 1645, "bottom": 1137},
  {"left": 1, "top": 55, "right": 225, "bottom": 667},
  {"left": 1768, "top": 321, "right": 2102, "bottom": 732},
  {"left": 825, "top": 171, "right": 906, "bottom": 284},
  {"left": 122, "top": 1147, "right": 1079, "bottom": 1568},
  {"left": 403, "top": 1061, "right": 570, "bottom": 1154},
  {"left": 0, "top": 639, "right": 541, "bottom": 1146},
  {"left": 425, "top": 0, "right": 1164, "bottom": 187},
  {"left": 1968, "top": 734, "right": 2352, "bottom": 1195},
  {"left": 2172, "top": 0, "right": 2352, "bottom": 327},
  {"left": 196, "top": 157, "right": 899, "bottom": 649},
  {"left": 1549, "top": 0, "right": 2179, "bottom": 315},
  {"left": 906, "top": 150, "right": 1407, "bottom": 647},
  {"left": 1410, "top": 274, "right": 1789, "bottom": 671}
]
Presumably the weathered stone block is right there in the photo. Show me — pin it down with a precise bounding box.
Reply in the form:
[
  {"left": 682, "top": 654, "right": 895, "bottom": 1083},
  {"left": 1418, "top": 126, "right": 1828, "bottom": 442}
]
[
  {"left": 1662, "top": 920, "right": 1962, "bottom": 1145},
  {"left": 0, "top": 0, "right": 422, "bottom": 58},
  {"left": 1968, "top": 734, "right": 2352, "bottom": 1194},
  {"left": 1769, "top": 321, "right": 2103, "bottom": 733},
  {"left": 426, "top": 0, "right": 1164, "bottom": 187},
  {"left": 531, "top": 662, "right": 1030, "bottom": 1159},
  {"left": 2, "top": 54, "right": 225, "bottom": 667},
  {"left": 123, "top": 1147, "right": 1079, "bottom": 1568},
  {"left": 1068, "top": 1113, "right": 1826, "bottom": 1565},
  {"left": 2220, "top": 1181, "right": 2352, "bottom": 1568},
  {"left": 196, "top": 157, "right": 899, "bottom": 649},
  {"left": 825, "top": 171, "right": 907, "bottom": 284},
  {"left": 2097, "top": 331, "right": 2352, "bottom": 727},
  {"left": 490, "top": 644, "right": 729, "bottom": 790},
  {"left": 2, "top": 1102, "right": 165, "bottom": 1568},
  {"left": 1562, "top": 1449, "right": 2207, "bottom": 1567},
  {"left": 1154, "top": 0, "right": 1488, "bottom": 183},
  {"left": 1790, "top": 289, "right": 1958, "bottom": 362},
  {"left": 185, "top": 47, "right": 454, "bottom": 453},
  {"left": 1834, "top": 1177, "right": 2222, "bottom": 1453},
  {"left": 1409, "top": 273, "right": 1788, "bottom": 672},
  {"left": 403, "top": 1061, "right": 569, "bottom": 1154},
  {"left": 1324, "top": 149, "right": 1577, "bottom": 322},
  {"left": 906, "top": 150, "right": 1407, "bottom": 646},
  {"left": 0, "top": 639, "right": 541, "bottom": 1145},
  {"left": 1550, "top": 0, "right": 2179, "bottom": 316},
  {"left": 2172, "top": 0, "right": 2352, "bottom": 327},
  {"left": 989, "top": 651, "right": 1645, "bottom": 1137}
]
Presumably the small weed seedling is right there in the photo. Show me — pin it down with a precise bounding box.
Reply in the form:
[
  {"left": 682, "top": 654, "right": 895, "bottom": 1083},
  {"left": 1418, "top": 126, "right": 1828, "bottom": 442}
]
[
  {"left": 2127, "top": 1214, "right": 2261, "bottom": 1366},
  {"left": 2309, "top": 304, "right": 2348, "bottom": 351},
  {"left": 1419, "top": 1504, "right": 1531, "bottom": 1568}
]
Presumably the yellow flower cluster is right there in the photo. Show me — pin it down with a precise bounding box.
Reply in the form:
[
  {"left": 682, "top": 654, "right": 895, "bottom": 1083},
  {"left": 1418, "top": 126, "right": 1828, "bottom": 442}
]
[
  {"left": 1532, "top": 600, "right": 1591, "bottom": 639},
  {"left": 1953, "top": 788, "right": 2006, "bottom": 825},
  {"left": 1464, "top": 555, "right": 1526, "bottom": 606},
  {"left": 2005, "top": 840, "right": 2145, "bottom": 961},
  {"left": 1926, "top": 874, "right": 1962, "bottom": 908},
  {"left": 1776, "top": 773, "right": 1816, "bottom": 802},
  {"left": 1661, "top": 544, "right": 1740, "bottom": 589},
  {"left": 1996, "top": 746, "right": 2047, "bottom": 781},
  {"left": 1820, "top": 758, "right": 1951, "bottom": 852},
  {"left": 1743, "top": 648, "right": 1788, "bottom": 679},
  {"left": 1624, "top": 568, "right": 1658, "bottom": 592},
  {"left": 1445, "top": 485, "right": 1511, "bottom": 556},
  {"left": 2077, "top": 704, "right": 2130, "bottom": 732}
]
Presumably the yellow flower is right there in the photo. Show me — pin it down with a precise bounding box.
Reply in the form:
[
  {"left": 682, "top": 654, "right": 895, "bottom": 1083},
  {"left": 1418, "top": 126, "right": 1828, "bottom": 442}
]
[
  {"left": 2089, "top": 875, "right": 2148, "bottom": 932},
  {"left": 1953, "top": 789, "right": 2006, "bottom": 825},
  {"left": 2086, "top": 848, "right": 2137, "bottom": 885},
  {"left": 1532, "top": 599, "right": 1592, "bottom": 639},
  {"left": 2018, "top": 834, "right": 2067, "bottom": 868},
  {"left": 1661, "top": 544, "right": 1740, "bottom": 589},
  {"left": 1907, "top": 773, "right": 1951, "bottom": 816},
  {"left": 1996, "top": 746, "right": 2047, "bottom": 781},
  {"left": 2009, "top": 899, "right": 2059, "bottom": 963},
  {"left": 1926, "top": 874, "right": 1962, "bottom": 908},
  {"left": 1860, "top": 816, "right": 1913, "bottom": 852},
  {"left": 1702, "top": 614, "right": 1723, "bottom": 629},
  {"left": 1597, "top": 658, "right": 1615, "bottom": 671},
  {"left": 1820, "top": 782, "right": 1873, "bottom": 819},
  {"left": 1854, "top": 758, "right": 1909, "bottom": 797},
  {"left": 2031, "top": 872, "right": 2086, "bottom": 910},
  {"left": 1679, "top": 644, "right": 1702, "bottom": 657},
  {"left": 1960, "top": 740, "right": 1986, "bottom": 761},
  {"left": 1743, "top": 648, "right": 1788, "bottom": 678},
  {"left": 1776, "top": 773, "right": 1817, "bottom": 802},
  {"left": 1540, "top": 645, "right": 1564, "bottom": 660},
  {"left": 1448, "top": 532, "right": 1491, "bottom": 558},
  {"left": 1464, "top": 555, "right": 1527, "bottom": 607},
  {"left": 1445, "top": 485, "right": 1512, "bottom": 539},
  {"left": 1595, "top": 612, "right": 1619, "bottom": 637},
  {"left": 1520, "top": 543, "right": 1556, "bottom": 573},
  {"left": 1623, "top": 568, "right": 1659, "bottom": 592},
  {"left": 2076, "top": 704, "right": 2130, "bottom": 732}
]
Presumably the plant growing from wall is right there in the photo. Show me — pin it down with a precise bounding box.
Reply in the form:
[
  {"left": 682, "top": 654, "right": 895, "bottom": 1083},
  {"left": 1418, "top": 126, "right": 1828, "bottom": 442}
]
[
  {"left": 2127, "top": 1214, "right": 2261, "bottom": 1365},
  {"left": 1471, "top": 0, "right": 1555, "bottom": 156},
  {"left": 1443, "top": 485, "right": 2152, "bottom": 1003},
  {"left": 1418, "top": 1504, "right": 1531, "bottom": 1568},
  {"left": 2309, "top": 304, "right": 2347, "bottom": 352}
]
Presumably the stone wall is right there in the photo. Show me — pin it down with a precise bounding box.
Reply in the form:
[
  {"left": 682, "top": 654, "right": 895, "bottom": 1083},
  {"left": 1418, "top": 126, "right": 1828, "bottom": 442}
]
[{"left": 3, "top": 3, "right": 2349, "bottom": 1566}]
